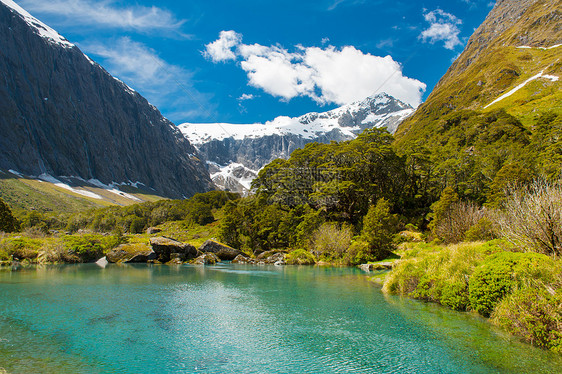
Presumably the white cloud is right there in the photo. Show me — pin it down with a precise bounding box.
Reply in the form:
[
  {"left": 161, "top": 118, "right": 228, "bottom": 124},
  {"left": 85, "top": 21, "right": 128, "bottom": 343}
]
[
  {"left": 326, "top": 0, "right": 367, "bottom": 11},
  {"left": 19, "top": 0, "right": 185, "bottom": 34},
  {"left": 82, "top": 37, "right": 210, "bottom": 121},
  {"left": 204, "top": 30, "right": 242, "bottom": 62},
  {"left": 205, "top": 31, "right": 426, "bottom": 108},
  {"left": 238, "top": 94, "right": 257, "bottom": 101},
  {"left": 304, "top": 46, "right": 425, "bottom": 106},
  {"left": 240, "top": 47, "right": 315, "bottom": 101},
  {"left": 420, "top": 9, "right": 463, "bottom": 50}
]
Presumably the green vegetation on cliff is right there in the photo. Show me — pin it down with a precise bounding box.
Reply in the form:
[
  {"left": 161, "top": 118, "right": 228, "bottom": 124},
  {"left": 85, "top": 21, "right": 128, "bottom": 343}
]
[{"left": 394, "top": 0, "right": 561, "bottom": 206}]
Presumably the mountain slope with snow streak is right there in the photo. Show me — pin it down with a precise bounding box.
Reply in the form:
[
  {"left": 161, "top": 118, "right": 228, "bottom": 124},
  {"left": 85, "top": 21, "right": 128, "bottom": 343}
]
[{"left": 0, "top": 0, "right": 213, "bottom": 200}]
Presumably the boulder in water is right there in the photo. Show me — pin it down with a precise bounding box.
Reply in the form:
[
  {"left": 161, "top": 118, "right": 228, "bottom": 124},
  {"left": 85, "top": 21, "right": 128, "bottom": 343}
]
[
  {"left": 232, "top": 254, "right": 255, "bottom": 264},
  {"left": 150, "top": 237, "right": 198, "bottom": 263},
  {"left": 192, "top": 253, "right": 221, "bottom": 265},
  {"left": 198, "top": 240, "right": 241, "bottom": 260}
]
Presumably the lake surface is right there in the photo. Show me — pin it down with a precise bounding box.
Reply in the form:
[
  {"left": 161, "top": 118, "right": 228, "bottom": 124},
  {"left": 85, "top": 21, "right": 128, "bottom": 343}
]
[{"left": 1, "top": 264, "right": 561, "bottom": 373}]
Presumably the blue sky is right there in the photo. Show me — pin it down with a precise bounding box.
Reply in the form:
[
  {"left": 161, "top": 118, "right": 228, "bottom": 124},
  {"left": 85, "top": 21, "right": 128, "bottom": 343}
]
[{"left": 18, "top": 0, "right": 493, "bottom": 124}]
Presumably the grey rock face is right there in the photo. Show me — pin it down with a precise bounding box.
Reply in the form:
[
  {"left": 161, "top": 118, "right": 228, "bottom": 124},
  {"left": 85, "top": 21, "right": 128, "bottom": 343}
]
[
  {"left": 199, "top": 130, "right": 351, "bottom": 171},
  {"left": 105, "top": 244, "right": 157, "bottom": 263},
  {"left": 0, "top": 3, "right": 213, "bottom": 198},
  {"left": 232, "top": 254, "right": 253, "bottom": 264}
]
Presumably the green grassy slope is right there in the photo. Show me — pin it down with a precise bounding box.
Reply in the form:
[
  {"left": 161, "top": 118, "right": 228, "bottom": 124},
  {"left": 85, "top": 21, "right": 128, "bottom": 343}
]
[
  {"left": 396, "top": 0, "right": 561, "bottom": 144},
  {"left": 393, "top": 0, "right": 562, "bottom": 202},
  {"left": 0, "top": 170, "right": 165, "bottom": 214}
]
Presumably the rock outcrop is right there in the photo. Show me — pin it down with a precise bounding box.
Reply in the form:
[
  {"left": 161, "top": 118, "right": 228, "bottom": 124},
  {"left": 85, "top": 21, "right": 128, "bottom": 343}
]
[
  {"left": 149, "top": 237, "right": 198, "bottom": 263},
  {"left": 106, "top": 244, "right": 156, "bottom": 263},
  {"left": 256, "top": 250, "right": 287, "bottom": 265},
  {"left": 192, "top": 253, "right": 220, "bottom": 265},
  {"left": 232, "top": 254, "right": 253, "bottom": 264},
  {"left": 198, "top": 240, "right": 241, "bottom": 260}
]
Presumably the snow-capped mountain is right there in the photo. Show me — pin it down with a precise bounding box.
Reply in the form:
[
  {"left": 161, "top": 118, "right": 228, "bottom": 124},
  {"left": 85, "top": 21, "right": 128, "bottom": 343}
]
[
  {"left": 179, "top": 93, "right": 414, "bottom": 194},
  {"left": 0, "top": 0, "right": 213, "bottom": 199}
]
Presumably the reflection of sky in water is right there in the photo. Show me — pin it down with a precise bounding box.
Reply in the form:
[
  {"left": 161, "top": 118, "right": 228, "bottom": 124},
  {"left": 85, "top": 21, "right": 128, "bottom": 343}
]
[{"left": 1, "top": 264, "right": 562, "bottom": 373}]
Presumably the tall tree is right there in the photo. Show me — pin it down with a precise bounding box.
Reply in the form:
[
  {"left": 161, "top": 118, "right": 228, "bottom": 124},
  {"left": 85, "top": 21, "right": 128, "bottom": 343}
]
[{"left": 0, "top": 198, "right": 19, "bottom": 233}]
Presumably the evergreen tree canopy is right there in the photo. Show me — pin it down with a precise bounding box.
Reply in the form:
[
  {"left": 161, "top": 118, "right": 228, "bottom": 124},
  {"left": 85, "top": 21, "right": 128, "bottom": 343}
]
[{"left": 0, "top": 197, "right": 19, "bottom": 233}]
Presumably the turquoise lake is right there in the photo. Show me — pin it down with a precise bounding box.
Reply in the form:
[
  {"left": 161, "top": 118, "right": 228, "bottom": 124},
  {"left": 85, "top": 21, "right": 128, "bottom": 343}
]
[{"left": 1, "top": 264, "right": 562, "bottom": 373}]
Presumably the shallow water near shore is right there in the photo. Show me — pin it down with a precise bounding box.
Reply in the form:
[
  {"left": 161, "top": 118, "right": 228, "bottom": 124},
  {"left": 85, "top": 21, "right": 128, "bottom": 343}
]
[{"left": 1, "top": 264, "right": 561, "bottom": 373}]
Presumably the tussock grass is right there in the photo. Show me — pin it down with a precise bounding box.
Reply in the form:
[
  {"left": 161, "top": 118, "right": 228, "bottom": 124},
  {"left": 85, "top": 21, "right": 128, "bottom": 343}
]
[{"left": 384, "top": 240, "right": 562, "bottom": 351}]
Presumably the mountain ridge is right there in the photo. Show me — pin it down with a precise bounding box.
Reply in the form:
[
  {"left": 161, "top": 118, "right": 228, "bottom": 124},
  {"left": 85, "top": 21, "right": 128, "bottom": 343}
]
[{"left": 179, "top": 93, "right": 414, "bottom": 193}]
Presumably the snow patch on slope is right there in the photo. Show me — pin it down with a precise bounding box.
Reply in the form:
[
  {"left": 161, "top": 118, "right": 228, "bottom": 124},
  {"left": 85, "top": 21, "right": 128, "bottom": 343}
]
[
  {"left": 516, "top": 44, "right": 562, "bottom": 50},
  {"left": 7, "top": 170, "right": 144, "bottom": 202},
  {"left": 8, "top": 169, "right": 23, "bottom": 177},
  {"left": 208, "top": 162, "right": 258, "bottom": 195},
  {"left": 86, "top": 178, "right": 142, "bottom": 201},
  {"left": 484, "top": 70, "right": 559, "bottom": 109},
  {"left": 1, "top": 0, "right": 74, "bottom": 48},
  {"left": 38, "top": 174, "right": 103, "bottom": 199}
]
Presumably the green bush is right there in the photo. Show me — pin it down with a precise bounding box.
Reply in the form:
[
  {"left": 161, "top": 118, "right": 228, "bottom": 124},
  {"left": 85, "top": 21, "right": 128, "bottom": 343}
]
[
  {"left": 464, "top": 217, "right": 497, "bottom": 242},
  {"left": 0, "top": 237, "right": 42, "bottom": 260},
  {"left": 62, "top": 234, "right": 126, "bottom": 263},
  {"left": 468, "top": 251, "right": 553, "bottom": 316},
  {"left": 492, "top": 286, "right": 562, "bottom": 352},
  {"left": 345, "top": 240, "right": 373, "bottom": 265},
  {"left": 285, "top": 249, "right": 316, "bottom": 265},
  {"left": 310, "top": 222, "right": 353, "bottom": 261},
  {"left": 383, "top": 241, "right": 502, "bottom": 310},
  {"left": 440, "top": 277, "right": 470, "bottom": 310},
  {"left": 129, "top": 216, "right": 147, "bottom": 234},
  {"left": 359, "top": 198, "right": 396, "bottom": 260}
]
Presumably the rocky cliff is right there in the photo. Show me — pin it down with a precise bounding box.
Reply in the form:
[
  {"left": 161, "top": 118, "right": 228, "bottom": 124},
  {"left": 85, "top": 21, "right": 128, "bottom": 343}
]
[{"left": 0, "top": 0, "right": 214, "bottom": 199}]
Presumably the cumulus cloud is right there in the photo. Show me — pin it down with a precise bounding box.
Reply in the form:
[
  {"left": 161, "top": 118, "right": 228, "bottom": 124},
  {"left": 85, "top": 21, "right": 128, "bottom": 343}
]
[
  {"left": 19, "top": 0, "right": 185, "bottom": 34},
  {"left": 204, "top": 30, "right": 243, "bottom": 62},
  {"left": 82, "top": 37, "right": 210, "bottom": 121},
  {"left": 420, "top": 9, "right": 463, "bottom": 50},
  {"left": 204, "top": 31, "right": 426, "bottom": 107}
]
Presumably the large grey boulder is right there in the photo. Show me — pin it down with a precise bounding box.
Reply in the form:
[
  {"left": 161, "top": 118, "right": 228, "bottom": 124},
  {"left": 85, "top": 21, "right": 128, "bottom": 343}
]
[
  {"left": 256, "top": 250, "right": 287, "bottom": 265},
  {"left": 106, "top": 244, "right": 156, "bottom": 263},
  {"left": 192, "top": 253, "right": 220, "bottom": 265},
  {"left": 150, "top": 237, "right": 198, "bottom": 263},
  {"left": 358, "top": 262, "right": 394, "bottom": 271},
  {"left": 198, "top": 240, "right": 241, "bottom": 260}
]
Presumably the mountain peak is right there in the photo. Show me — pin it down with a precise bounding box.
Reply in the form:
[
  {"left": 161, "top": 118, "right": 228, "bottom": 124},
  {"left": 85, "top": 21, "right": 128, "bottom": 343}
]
[{"left": 180, "top": 93, "right": 414, "bottom": 194}]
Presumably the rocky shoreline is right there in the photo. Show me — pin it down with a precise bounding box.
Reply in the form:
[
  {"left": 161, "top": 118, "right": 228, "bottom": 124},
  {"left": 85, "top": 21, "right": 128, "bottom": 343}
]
[{"left": 98, "top": 237, "right": 289, "bottom": 266}]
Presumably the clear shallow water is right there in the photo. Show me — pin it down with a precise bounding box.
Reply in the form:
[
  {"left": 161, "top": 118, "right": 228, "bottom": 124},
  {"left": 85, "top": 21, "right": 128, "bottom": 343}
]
[{"left": 1, "top": 264, "right": 561, "bottom": 373}]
